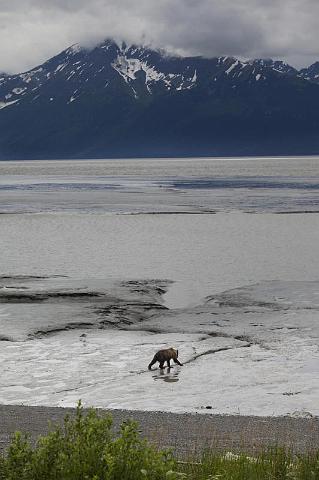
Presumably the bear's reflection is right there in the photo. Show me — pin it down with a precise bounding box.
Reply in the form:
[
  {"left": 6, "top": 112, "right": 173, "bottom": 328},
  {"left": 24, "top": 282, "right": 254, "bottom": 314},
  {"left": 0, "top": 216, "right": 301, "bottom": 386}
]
[{"left": 152, "top": 367, "right": 181, "bottom": 383}]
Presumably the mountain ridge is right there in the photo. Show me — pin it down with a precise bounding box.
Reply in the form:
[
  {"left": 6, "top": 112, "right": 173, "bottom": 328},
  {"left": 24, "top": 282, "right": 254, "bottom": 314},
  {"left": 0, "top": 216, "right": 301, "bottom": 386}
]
[{"left": 1, "top": 39, "right": 319, "bottom": 159}]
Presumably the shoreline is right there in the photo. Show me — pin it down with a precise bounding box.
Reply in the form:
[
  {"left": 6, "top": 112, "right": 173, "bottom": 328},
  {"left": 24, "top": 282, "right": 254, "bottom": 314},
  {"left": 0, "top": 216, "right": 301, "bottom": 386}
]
[{"left": 0, "top": 404, "right": 318, "bottom": 458}]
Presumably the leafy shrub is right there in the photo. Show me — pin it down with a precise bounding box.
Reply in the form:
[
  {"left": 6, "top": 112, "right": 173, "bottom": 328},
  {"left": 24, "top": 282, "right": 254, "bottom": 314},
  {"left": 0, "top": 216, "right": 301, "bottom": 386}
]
[{"left": 0, "top": 402, "right": 177, "bottom": 480}]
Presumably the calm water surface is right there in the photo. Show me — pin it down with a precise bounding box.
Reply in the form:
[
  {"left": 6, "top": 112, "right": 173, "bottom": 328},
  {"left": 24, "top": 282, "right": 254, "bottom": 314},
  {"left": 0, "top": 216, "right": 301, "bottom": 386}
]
[{"left": 1, "top": 156, "right": 319, "bottom": 307}]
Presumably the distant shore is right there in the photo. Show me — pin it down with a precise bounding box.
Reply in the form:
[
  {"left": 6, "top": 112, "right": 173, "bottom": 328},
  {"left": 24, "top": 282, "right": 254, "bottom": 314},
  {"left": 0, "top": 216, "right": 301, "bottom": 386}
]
[{"left": 0, "top": 404, "right": 318, "bottom": 458}]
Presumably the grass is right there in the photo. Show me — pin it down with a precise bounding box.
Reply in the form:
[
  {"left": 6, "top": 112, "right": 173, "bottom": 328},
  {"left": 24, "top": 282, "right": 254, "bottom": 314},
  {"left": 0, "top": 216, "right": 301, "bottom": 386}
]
[
  {"left": 0, "top": 402, "right": 318, "bottom": 479},
  {"left": 179, "top": 449, "right": 319, "bottom": 479}
]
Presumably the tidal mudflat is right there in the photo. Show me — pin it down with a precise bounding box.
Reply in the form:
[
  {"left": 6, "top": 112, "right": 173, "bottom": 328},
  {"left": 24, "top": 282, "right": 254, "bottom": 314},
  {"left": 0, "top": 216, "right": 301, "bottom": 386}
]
[{"left": 0, "top": 157, "right": 319, "bottom": 417}]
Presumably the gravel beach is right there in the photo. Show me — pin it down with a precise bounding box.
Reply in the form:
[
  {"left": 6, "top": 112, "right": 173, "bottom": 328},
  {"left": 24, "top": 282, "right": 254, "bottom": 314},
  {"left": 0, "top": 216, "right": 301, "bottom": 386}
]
[{"left": 0, "top": 405, "right": 318, "bottom": 458}]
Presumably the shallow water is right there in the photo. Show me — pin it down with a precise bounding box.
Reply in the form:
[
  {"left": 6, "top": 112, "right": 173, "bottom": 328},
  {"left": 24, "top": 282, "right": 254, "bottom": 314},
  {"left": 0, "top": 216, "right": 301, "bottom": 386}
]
[
  {"left": 1, "top": 157, "right": 319, "bottom": 214},
  {"left": 1, "top": 212, "right": 319, "bottom": 308}
]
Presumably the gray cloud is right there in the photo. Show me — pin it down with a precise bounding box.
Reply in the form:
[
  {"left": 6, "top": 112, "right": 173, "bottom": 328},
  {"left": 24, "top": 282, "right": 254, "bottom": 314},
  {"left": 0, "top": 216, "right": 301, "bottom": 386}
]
[{"left": 0, "top": 0, "right": 319, "bottom": 74}]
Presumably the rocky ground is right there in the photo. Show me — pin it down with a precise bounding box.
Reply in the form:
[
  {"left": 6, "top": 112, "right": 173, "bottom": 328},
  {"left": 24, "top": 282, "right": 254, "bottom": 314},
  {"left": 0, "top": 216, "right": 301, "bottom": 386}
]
[{"left": 0, "top": 404, "right": 318, "bottom": 458}]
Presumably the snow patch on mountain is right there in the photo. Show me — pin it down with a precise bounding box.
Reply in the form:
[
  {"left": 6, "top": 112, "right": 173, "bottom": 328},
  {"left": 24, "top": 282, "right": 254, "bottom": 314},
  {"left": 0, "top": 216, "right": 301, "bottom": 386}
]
[
  {"left": 225, "top": 60, "right": 240, "bottom": 75},
  {"left": 65, "top": 44, "right": 83, "bottom": 56},
  {"left": 299, "top": 62, "right": 319, "bottom": 84},
  {"left": 19, "top": 68, "right": 43, "bottom": 84},
  {"left": 12, "top": 87, "right": 27, "bottom": 95},
  {"left": 111, "top": 54, "right": 197, "bottom": 94},
  {"left": 54, "top": 63, "right": 68, "bottom": 73},
  {"left": 250, "top": 59, "right": 297, "bottom": 76},
  {"left": 112, "top": 55, "right": 162, "bottom": 83},
  {"left": 0, "top": 100, "right": 19, "bottom": 110}
]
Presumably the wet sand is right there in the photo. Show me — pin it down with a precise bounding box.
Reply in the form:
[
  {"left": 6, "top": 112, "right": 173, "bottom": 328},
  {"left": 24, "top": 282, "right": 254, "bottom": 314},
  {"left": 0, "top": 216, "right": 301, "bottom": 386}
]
[{"left": 0, "top": 404, "right": 318, "bottom": 458}]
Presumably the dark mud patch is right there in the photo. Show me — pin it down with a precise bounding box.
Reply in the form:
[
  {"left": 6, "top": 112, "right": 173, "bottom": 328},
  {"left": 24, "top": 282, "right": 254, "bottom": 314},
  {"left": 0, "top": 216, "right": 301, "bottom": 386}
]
[
  {"left": 0, "top": 335, "right": 15, "bottom": 342},
  {"left": 275, "top": 210, "right": 319, "bottom": 214},
  {"left": 183, "top": 343, "right": 252, "bottom": 365},
  {"left": 127, "top": 211, "right": 216, "bottom": 215},
  {"left": 206, "top": 295, "right": 288, "bottom": 311},
  {"left": 0, "top": 275, "right": 67, "bottom": 280},
  {"left": 29, "top": 322, "right": 96, "bottom": 338},
  {"left": 234, "top": 335, "right": 271, "bottom": 351},
  {"left": 95, "top": 302, "right": 168, "bottom": 328},
  {"left": 119, "top": 279, "right": 172, "bottom": 298},
  {"left": 0, "top": 276, "right": 172, "bottom": 340},
  {"left": 0, "top": 291, "right": 107, "bottom": 303},
  {"left": 207, "top": 331, "right": 234, "bottom": 339}
]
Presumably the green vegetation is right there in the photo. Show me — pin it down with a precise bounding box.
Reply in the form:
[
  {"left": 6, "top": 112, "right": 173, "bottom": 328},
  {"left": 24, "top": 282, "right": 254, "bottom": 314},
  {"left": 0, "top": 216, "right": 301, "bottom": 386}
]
[
  {"left": 0, "top": 403, "right": 318, "bottom": 480},
  {"left": 179, "top": 449, "right": 319, "bottom": 480},
  {"left": 0, "top": 402, "right": 176, "bottom": 480}
]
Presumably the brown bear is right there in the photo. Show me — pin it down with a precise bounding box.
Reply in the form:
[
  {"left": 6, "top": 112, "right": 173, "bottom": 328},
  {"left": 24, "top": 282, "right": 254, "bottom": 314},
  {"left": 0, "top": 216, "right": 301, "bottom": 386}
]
[{"left": 148, "top": 347, "right": 183, "bottom": 370}]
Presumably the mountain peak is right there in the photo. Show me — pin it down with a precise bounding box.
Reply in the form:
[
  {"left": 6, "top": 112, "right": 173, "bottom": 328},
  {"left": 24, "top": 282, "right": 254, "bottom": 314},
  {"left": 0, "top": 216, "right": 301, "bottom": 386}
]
[
  {"left": 65, "top": 44, "right": 84, "bottom": 55},
  {"left": 299, "top": 61, "right": 319, "bottom": 83},
  {"left": 250, "top": 58, "right": 297, "bottom": 75}
]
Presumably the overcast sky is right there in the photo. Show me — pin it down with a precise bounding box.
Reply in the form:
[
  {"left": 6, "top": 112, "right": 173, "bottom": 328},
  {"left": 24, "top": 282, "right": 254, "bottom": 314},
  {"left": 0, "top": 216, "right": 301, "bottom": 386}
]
[{"left": 1, "top": 0, "right": 319, "bottom": 74}]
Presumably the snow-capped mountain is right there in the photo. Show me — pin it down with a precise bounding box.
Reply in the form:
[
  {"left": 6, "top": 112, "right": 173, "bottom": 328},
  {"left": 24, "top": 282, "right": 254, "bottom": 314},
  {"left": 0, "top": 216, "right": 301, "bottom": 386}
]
[
  {"left": 0, "top": 40, "right": 294, "bottom": 108},
  {"left": 1, "top": 40, "right": 319, "bottom": 158},
  {"left": 249, "top": 59, "right": 298, "bottom": 76},
  {"left": 299, "top": 62, "right": 319, "bottom": 84}
]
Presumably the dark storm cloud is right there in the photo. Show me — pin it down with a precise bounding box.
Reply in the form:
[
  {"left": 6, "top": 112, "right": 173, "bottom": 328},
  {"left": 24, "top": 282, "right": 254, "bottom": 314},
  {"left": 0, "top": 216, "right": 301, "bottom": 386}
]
[{"left": 0, "top": 0, "right": 319, "bottom": 73}]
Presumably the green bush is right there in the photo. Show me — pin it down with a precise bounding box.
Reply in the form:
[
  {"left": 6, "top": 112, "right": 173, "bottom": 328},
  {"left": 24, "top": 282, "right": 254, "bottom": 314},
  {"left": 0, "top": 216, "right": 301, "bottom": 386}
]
[{"left": 0, "top": 402, "right": 177, "bottom": 480}]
